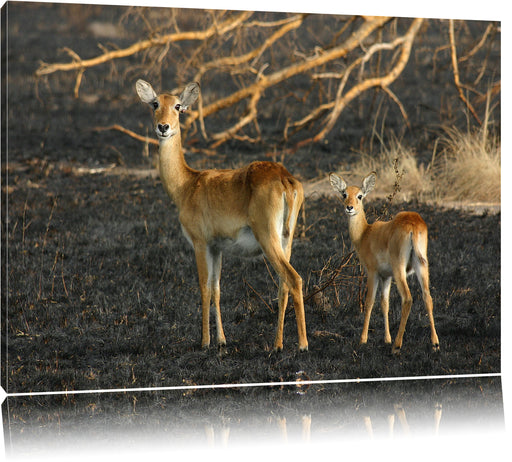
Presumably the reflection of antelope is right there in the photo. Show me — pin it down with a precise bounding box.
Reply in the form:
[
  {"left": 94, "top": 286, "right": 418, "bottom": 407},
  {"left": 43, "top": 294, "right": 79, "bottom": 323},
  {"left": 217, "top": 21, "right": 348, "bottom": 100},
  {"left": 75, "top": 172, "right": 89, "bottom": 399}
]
[
  {"left": 329, "top": 172, "right": 439, "bottom": 354},
  {"left": 363, "top": 402, "right": 443, "bottom": 438},
  {"left": 136, "top": 80, "right": 307, "bottom": 351},
  {"left": 276, "top": 414, "right": 312, "bottom": 443},
  {"left": 204, "top": 424, "right": 230, "bottom": 447}
]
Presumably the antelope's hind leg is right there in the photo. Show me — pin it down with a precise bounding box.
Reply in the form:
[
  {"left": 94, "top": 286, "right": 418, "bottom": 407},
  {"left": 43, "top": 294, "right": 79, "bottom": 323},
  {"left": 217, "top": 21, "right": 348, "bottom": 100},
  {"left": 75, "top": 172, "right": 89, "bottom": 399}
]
[
  {"left": 251, "top": 228, "right": 307, "bottom": 352},
  {"left": 380, "top": 277, "right": 392, "bottom": 345},
  {"left": 274, "top": 279, "right": 289, "bottom": 352},
  {"left": 249, "top": 187, "right": 307, "bottom": 352}
]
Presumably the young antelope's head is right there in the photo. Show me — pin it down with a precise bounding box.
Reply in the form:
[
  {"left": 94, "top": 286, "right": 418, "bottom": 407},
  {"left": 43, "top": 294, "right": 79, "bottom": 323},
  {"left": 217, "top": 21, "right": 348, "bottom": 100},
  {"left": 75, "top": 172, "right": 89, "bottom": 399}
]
[
  {"left": 136, "top": 79, "right": 200, "bottom": 140},
  {"left": 329, "top": 171, "right": 376, "bottom": 217}
]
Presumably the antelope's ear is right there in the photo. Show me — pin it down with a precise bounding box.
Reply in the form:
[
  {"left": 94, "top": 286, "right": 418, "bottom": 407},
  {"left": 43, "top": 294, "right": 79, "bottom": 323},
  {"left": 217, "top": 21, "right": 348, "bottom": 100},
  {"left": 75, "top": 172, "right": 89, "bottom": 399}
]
[
  {"left": 179, "top": 82, "right": 200, "bottom": 111},
  {"left": 136, "top": 80, "right": 158, "bottom": 104},
  {"left": 361, "top": 172, "right": 376, "bottom": 197},
  {"left": 329, "top": 172, "right": 347, "bottom": 194}
]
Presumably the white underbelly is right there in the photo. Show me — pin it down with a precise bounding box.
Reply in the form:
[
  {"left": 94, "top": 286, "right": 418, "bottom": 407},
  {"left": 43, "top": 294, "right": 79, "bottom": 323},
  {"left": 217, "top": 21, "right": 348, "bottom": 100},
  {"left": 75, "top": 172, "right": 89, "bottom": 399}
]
[
  {"left": 376, "top": 259, "right": 393, "bottom": 279},
  {"left": 213, "top": 226, "right": 263, "bottom": 258},
  {"left": 181, "top": 224, "right": 264, "bottom": 258}
]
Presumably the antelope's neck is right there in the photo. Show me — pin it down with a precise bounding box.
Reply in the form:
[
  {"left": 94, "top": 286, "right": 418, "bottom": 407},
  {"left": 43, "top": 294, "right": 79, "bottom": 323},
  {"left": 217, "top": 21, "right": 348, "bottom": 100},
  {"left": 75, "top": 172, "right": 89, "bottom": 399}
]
[
  {"left": 348, "top": 210, "right": 369, "bottom": 249},
  {"left": 158, "top": 134, "right": 197, "bottom": 207}
]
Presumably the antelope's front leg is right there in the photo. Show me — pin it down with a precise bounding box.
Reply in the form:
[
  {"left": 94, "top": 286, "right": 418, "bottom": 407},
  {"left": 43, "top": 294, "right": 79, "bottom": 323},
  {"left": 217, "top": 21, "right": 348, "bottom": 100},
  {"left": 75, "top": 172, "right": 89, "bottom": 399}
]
[
  {"left": 194, "top": 244, "right": 212, "bottom": 349},
  {"left": 208, "top": 246, "right": 226, "bottom": 347},
  {"left": 360, "top": 272, "right": 379, "bottom": 345},
  {"left": 392, "top": 269, "right": 413, "bottom": 355}
]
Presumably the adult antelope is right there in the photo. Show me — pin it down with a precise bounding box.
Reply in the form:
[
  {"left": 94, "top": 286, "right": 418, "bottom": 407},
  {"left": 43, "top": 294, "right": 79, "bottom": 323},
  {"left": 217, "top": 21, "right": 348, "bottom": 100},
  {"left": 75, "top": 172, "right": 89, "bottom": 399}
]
[
  {"left": 329, "top": 171, "right": 439, "bottom": 354},
  {"left": 136, "top": 79, "right": 307, "bottom": 351}
]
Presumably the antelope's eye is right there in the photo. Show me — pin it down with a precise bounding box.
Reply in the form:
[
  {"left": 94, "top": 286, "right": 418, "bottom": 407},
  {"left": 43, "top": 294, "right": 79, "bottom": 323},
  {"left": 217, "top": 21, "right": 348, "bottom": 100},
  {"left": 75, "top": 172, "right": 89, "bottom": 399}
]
[
  {"left": 152, "top": 101, "right": 159, "bottom": 110},
  {"left": 357, "top": 194, "right": 363, "bottom": 200},
  {"left": 342, "top": 193, "right": 347, "bottom": 199},
  {"left": 175, "top": 104, "right": 181, "bottom": 111}
]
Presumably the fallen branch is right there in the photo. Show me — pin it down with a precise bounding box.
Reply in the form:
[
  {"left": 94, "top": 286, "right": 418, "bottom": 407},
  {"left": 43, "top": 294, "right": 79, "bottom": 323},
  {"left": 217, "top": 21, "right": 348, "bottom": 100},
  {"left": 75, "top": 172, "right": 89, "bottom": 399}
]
[
  {"left": 287, "top": 28, "right": 415, "bottom": 137},
  {"left": 187, "top": 16, "right": 391, "bottom": 146},
  {"left": 93, "top": 123, "right": 218, "bottom": 157},
  {"left": 94, "top": 124, "right": 158, "bottom": 145},
  {"left": 297, "top": 17, "right": 423, "bottom": 148},
  {"left": 35, "top": 11, "right": 253, "bottom": 95}
]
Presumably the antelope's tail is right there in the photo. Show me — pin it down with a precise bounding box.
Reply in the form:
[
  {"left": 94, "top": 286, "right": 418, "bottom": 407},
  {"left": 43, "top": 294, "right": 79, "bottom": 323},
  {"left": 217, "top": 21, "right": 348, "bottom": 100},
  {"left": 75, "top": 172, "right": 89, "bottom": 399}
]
[{"left": 282, "top": 177, "right": 304, "bottom": 244}]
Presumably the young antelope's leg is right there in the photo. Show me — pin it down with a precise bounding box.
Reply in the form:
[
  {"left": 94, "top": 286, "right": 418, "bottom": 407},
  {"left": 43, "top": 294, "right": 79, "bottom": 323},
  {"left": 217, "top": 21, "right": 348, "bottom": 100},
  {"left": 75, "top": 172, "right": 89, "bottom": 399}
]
[
  {"left": 415, "top": 262, "right": 439, "bottom": 351},
  {"left": 391, "top": 268, "right": 413, "bottom": 354},
  {"left": 360, "top": 272, "right": 379, "bottom": 345}
]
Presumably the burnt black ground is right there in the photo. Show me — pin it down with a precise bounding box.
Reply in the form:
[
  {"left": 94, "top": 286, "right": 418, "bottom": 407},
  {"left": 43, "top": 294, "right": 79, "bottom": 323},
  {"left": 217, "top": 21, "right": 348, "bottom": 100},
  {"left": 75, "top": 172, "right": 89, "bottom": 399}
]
[
  {"left": 3, "top": 171, "right": 501, "bottom": 392},
  {"left": 0, "top": 2, "right": 502, "bottom": 448}
]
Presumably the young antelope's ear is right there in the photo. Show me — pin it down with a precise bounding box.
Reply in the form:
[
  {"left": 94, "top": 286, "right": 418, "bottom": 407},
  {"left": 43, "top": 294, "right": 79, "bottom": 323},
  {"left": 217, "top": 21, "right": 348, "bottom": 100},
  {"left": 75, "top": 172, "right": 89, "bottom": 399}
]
[
  {"left": 179, "top": 82, "right": 200, "bottom": 112},
  {"left": 136, "top": 79, "right": 158, "bottom": 104},
  {"left": 361, "top": 171, "right": 376, "bottom": 197},
  {"left": 329, "top": 172, "right": 347, "bottom": 194}
]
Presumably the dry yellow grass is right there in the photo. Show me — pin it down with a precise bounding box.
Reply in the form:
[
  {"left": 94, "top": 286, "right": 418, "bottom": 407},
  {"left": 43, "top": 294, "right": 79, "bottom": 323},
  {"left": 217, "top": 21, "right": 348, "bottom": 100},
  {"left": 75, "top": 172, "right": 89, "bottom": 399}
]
[
  {"left": 432, "top": 124, "right": 501, "bottom": 203},
  {"left": 347, "top": 136, "right": 434, "bottom": 201},
  {"left": 342, "top": 121, "right": 500, "bottom": 204}
]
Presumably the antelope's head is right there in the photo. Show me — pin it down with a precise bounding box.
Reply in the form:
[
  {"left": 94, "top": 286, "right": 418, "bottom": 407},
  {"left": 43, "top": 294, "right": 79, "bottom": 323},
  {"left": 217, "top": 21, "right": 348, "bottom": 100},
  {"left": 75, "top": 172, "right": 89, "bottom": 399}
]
[
  {"left": 329, "top": 171, "right": 376, "bottom": 217},
  {"left": 136, "top": 79, "right": 199, "bottom": 140}
]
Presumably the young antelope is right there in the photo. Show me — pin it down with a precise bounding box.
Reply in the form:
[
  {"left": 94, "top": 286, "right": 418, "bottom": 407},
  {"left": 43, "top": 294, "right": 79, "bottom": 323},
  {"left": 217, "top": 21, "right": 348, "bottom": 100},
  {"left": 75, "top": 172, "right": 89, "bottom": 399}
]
[{"left": 330, "top": 171, "right": 440, "bottom": 354}]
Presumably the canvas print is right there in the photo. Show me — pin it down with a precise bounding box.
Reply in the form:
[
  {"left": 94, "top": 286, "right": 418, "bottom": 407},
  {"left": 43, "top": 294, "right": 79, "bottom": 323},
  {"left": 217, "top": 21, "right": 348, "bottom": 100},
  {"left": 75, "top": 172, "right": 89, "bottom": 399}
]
[{"left": 0, "top": 0, "right": 503, "bottom": 457}]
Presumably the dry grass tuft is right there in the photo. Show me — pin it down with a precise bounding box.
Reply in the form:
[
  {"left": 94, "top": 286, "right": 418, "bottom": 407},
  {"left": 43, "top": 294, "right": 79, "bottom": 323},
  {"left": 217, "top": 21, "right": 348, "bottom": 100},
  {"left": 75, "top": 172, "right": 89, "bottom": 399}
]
[
  {"left": 342, "top": 111, "right": 500, "bottom": 204},
  {"left": 348, "top": 136, "right": 434, "bottom": 201},
  {"left": 432, "top": 124, "right": 500, "bottom": 203}
]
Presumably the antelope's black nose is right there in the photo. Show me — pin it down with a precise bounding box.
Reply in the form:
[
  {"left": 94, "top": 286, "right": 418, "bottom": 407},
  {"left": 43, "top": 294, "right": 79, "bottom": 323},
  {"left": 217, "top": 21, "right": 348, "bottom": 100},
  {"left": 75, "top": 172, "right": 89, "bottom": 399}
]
[{"left": 157, "top": 123, "right": 169, "bottom": 134}]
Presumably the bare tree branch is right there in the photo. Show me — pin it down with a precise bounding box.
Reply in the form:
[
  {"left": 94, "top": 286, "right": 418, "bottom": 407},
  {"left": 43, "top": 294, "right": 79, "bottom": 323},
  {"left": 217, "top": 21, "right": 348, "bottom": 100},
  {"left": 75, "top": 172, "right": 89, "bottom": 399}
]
[
  {"left": 187, "top": 16, "right": 390, "bottom": 146},
  {"left": 297, "top": 17, "right": 423, "bottom": 147},
  {"left": 42, "top": 11, "right": 497, "bottom": 152},
  {"left": 35, "top": 11, "right": 253, "bottom": 95}
]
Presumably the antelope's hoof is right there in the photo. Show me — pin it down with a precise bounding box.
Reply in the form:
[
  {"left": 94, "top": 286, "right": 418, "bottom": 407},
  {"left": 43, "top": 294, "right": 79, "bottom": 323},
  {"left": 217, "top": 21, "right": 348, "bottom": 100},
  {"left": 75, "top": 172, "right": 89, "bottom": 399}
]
[
  {"left": 217, "top": 344, "right": 227, "bottom": 356},
  {"left": 273, "top": 344, "right": 283, "bottom": 353},
  {"left": 432, "top": 343, "right": 440, "bottom": 353}
]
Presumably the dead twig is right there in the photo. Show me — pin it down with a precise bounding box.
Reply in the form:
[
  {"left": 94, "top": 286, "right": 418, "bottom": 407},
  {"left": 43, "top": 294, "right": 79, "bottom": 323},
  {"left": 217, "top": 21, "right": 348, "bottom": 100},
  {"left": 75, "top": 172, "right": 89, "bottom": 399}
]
[
  {"left": 303, "top": 251, "right": 355, "bottom": 304},
  {"left": 459, "top": 22, "right": 495, "bottom": 63},
  {"left": 381, "top": 86, "right": 410, "bottom": 129},
  {"left": 193, "top": 14, "right": 305, "bottom": 82},
  {"left": 244, "top": 278, "right": 274, "bottom": 313},
  {"left": 448, "top": 19, "right": 482, "bottom": 125}
]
